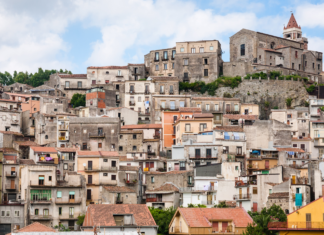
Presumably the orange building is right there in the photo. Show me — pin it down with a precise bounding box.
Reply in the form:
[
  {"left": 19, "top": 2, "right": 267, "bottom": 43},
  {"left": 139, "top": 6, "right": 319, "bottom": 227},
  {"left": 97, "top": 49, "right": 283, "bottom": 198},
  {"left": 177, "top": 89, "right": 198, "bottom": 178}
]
[
  {"left": 5, "top": 93, "right": 40, "bottom": 116},
  {"left": 85, "top": 88, "right": 106, "bottom": 108},
  {"left": 162, "top": 107, "right": 201, "bottom": 151}
]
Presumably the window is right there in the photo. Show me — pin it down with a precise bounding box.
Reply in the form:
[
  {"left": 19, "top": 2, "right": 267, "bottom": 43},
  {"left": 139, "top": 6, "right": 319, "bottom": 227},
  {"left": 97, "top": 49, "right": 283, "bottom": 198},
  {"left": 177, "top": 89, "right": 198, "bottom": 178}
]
[
  {"left": 259, "top": 55, "right": 261, "bottom": 60},
  {"left": 199, "top": 47, "right": 204, "bottom": 53},
  {"left": 132, "top": 146, "right": 137, "bottom": 151},
  {"left": 172, "top": 63, "right": 174, "bottom": 69},
  {"left": 204, "top": 69, "right": 208, "bottom": 76},
  {"left": 204, "top": 58, "right": 208, "bottom": 64},
  {"left": 49, "top": 176, "right": 52, "bottom": 181},
  {"left": 111, "top": 144, "right": 115, "bottom": 149},
  {"left": 103, "top": 173, "right": 108, "bottom": 176},
  {"left": 206, "top": 104, "right": 209, "bottom": 111},
  {"left": 59, "top": 207, "right": 62, "bottom": 215},
  {"left": 287, "top": 114, "right": 292, "bottom": 118},
  {"left": 302, "top": 132, "right": 306, "bottom": 137},
  {"left": 172, "top": 50, "right": 176, "bottom": 58},
  {"left": 105, "top": 80, "right": 109, "bottom": 84},
  {"left": 151, "top": 176, "right": 154, "bottom": 183},
  {"left": 77, "top": 81, "right": 82, "bottom": 88},
  {"left": 206, "top": 149, "right": 211, "bottom": 157},
  {"left": 293, "top": 144, "right": 297, "bottom": 147},
  {"left": 103, "top": 159, "right": 108, "bottom": 163},
  {"left": 164, "top": 64, "right": 167, "bottom": 70},
  {"left": 43, "top": 209, "right": 49, "bottom": 216},
  {"left": 111, "top": 175, "right": 116, "bottom": 180},
  {"left": 269, "top": 189, "right": 272, "bottom": 194},
  {"left": 191, "top": 48, "right": 196, "bottom": 53},
  {"left": 57, "top": 191, "right": 62, "bottom": 198},
  {"left": 98, "top": 143, "right": 102, "bottom": 148},
  {"left": 292, "top": 63, "right": 294, "bottom": 69},
  {"left": 185, "top": 124, "right": 191, "bottom": 132},
  {"left": 65, "top": 81, "right": 70, "bottom": 88},
  {"left": 319, "top": 64, "right": 321, "bottom": 70},
  {"left": 180, "top": 101, "right": 185, "bottom": 107},
  {"left": 184, "top": 59, "right": 188, "bottom": 65},
  {"left": 112, "top": 161, "right": 116, "bottom": 167},
  {"left": 163, "top": 51, "right": 168, "bottom": 59},
  {"left": 180, "top": 47, "right": 184, "bottom": 52},
  {"left": 184, "top": 73, "right": 188, "bottom": 79},
  {"left": 155, "top": 65, "right": 159, "bottom": 71},
  {"left": 270, "top": 42, "right": 275, "bottom": 49},
  {"left": 119, "top": 146, "right": 123, "bottom": 151},
  {"left": 35, "top": 209, "right": 39, "bottom": 215},
  {"left": 15, "top": 211, "right": 19, "bottom": 217},
  {"left": 240, "top": 44, "right": 245, "bottom": 56},
  {"left": 270, "top": 56, "right": 272, "bottom": 59},
  {"left": 215, "top": 104, "right": 219, "bottom": 111},
  {"left": 39, "top": 176, "right": 44, "bottom": 185},
  {"left": 235, "top": 166, "right": 239, "bottom": 171},
  {"left": 253, "top": 187, "right": 257, "bottom": 194},
  {"left": 133, "top": 134, "right": 137, "bottom": 139},
  {"left": 45, "top": 135, "right": 48, "bottom": 139},
  {"left": 63, "top": 163, "right": 68, "bottom": 170},
  {"left": 209, "top": 46, "right": 214, "bottom": 51},
  {"left": 195, "top": 149, "right": 201, "bottom": 157},
  {"left": 313, "top": 63, "right": 315, "bottom": 69},
  {"left": 155, "top": 52, "right": 159, "bottom": 60},
  {"left": 83, "top": 143, "right": 87, "bottom": 150},
  {"left": 54, "top": 109, "right": 57, "bottom": 112},
  {"left": 305, "top": 61, "right": 307, "bottom": 67}
]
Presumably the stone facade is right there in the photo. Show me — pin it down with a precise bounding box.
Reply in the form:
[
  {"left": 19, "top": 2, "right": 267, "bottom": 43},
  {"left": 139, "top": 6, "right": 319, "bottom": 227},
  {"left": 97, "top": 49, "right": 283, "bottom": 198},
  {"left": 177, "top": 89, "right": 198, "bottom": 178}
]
[
  {"left": 144, "top": 47, "right": 176, "bottom": 77},
  {"left": 118, "top": 130, "right": 144, "bottom": 155}
]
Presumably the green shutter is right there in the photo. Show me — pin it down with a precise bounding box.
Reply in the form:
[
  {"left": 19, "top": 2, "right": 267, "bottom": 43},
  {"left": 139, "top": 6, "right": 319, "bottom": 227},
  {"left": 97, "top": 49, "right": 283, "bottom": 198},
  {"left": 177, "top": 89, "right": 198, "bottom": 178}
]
[
  {"left": 57, "top": 191, "right": 62, "bottom": 198},
  {"left": 69, "top": 191, "right": 75, "bottom": 195},
  {"left": 38, "top": 176, "right": 44, "bottom": 180}
]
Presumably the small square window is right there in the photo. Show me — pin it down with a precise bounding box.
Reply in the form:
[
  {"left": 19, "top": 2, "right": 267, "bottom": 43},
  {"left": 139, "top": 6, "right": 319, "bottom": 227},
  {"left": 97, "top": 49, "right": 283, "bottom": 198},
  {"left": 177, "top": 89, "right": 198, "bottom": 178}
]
[
  {"left": 111, "top": 175, "right": 116, "bottom": 180},
  {"left": 103, "top": 173, "right": 108, "bottom": 176},
  {"left": 119, "top": 146, "right": 123, "bottom": 151},
  {"left": 1, "top": 211, "right": 5, "bottom": 216},
  {"left": 133, "top": 134, "right": 137, "bottom": 139},
  {"left": 49, "top": 176, "right": 52, "bottom": 181},
  {"left": 209, "top": 46, "right": 213, "bottom": 51},
  {"left": 54, "top": 109, "right": 57, "bottom": 112},
  {"left": 180, "top": 47, "right": 184, "bottom": 52},
  {"left": 15, "top": 211, "right": 19, "bottom": 217},
  {"left": 103, "top": 159, "right": 108, "bottom": 162},
  {"left": 98, "top": 143, "right": 102, "bottom": 148},
  {"left": 132, "top": 146, "right": 137, "bottom": 151}
]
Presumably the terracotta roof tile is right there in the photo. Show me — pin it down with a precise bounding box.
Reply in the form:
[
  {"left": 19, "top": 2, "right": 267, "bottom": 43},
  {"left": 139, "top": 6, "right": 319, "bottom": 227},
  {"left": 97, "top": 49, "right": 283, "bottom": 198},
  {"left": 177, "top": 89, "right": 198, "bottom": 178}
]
[
  {"left": 59, "top": 74, "right": 87, "bottom": 78},
  {"left": 87, "top": 66, "right": 128, "bottom": 69},
  {"left": 14, "top": 141, "right": 39, "bottom": 146},
  {"left": 6, "top": 222, "right": 55, "bottom": 234},
  {"left": 225, "top": 201, "right": 237, "bottom": 208},
  {"left": 192, "top": 97, "right": 240, "bottom": 101},
  {"left": 178, "top": 207, "right": 253, "bottom": 228},
  {"left": 0, "top": 131, "right": 23, "bottom": 136},
  {"left": 83, "top": 204, "right": 157, "bottom": 227},
  {"left": 214, "top": 126, "right": 244, "bottom": 132},
  {"left": 56, "top": 147, "right": 78, "bottom": 152},
  {"left": 121, "top": 124, "right": 162, "bottom": 129},
  {"left": 284, "top": 13, "right": 301, "bottom": 30},
  {"left": 119, "top": 165, "right": 140, "bottom": 171},
  {"left": 223, "top": 114, "right": 258, "bottom": 120},
  {"left": 292, "top": 137, "right": 312, "bottom": 141},
  {"left": 276, "top": 147, "right": 305, "bottom": 153},
  {"left": 128, "top": 63, "right": 144, "bottom": 66},
  {"left": 146, "top": 183, "right": 179, "bottom": 192},
  {"left": 193, "top": 113, "right": 214, "bottom": 118},
  {"left": 30, "top": 146, "right": 57, "bottom": 153},
  {"left": 179, "top": 107, "right": 202, "bottom": 112},
  {"left": 0, "top": 148, "right": 19, "bottom": 153},
  {"left": 268, "top": 192, "right": 289, "bottom": 198},
  {"left": 145, "top": 170, "right": 192, "bottom": 175},
  {"left": 103, "top": 186, "right": 136, "bottom": 193},
  {"left": 120, "top": 130, "right": 143, "bottom": 134},
  {"left": 19, "top": 159, "right": 36, "bottom": 165},
  {"left": 77, "top": 151, "right": 119, "bottom": 157},
  {"left": 0, "top": 99, "right": 22, "bottom": 103}
]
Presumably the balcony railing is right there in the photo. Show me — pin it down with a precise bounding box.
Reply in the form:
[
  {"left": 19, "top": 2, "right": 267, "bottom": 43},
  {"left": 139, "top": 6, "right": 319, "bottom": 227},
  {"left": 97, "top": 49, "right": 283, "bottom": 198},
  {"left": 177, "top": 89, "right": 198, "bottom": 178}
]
[
  {"left": 153, "top": 134, "right": 160, "bottom": 139},
  {"left": 30, "top": 215, "right": 52, "bottom": 220},
  {"left": 55, "top": 198, "right": 82, "bottom": 204},
  {"left": 189, "top": 155, "right": 217, "bottom": 160},
  {"left": 89, "top": 133, "right": 105, "bottom": 138},
  {"left": 129, "top": 90, "right": 135, "bottom": 94},
  {"left": 180, "top": 186, "right": 215, "bottom": 192},
  {"left": 5, "top": 184, "right": 17, "bottom": 190},
  {"left": 235, "top": 180, "right": 257, "bottom": 187},
  {"left": 116, "top": 197, "right": 123, "bottom": 204},
  {"left": 6, "top": 172, "right": 17, "bottom": 177},
  {"left": 268, "top": 222, "right": 324, "bottom": 230},
  {"left": 101, "top": 166, "right": 118, "bottom": 172},
  {"left": 289, "top": 164, "right": 305, "bottom": 169},
  {"left": 129, "top": 101, "right": 135, "bottom": 106},
  {"left": 124, "top": 179, "right": 138, "bottom": 185},
  {"left": 233, "top": 193, "right": 251, "bottom": 200},
  {"left": 138, "top": 111, "right": 150, "bottom": 116},
  {"left": 59, "top": 136, "right": 69, "bottom": 141},
  {"left": 58, "top": 125, "right": 69, "bottom": 130},
  {"left": 146, "top": 197, "right": 163, "bottom": 202},
  {"left": 160, "top": 104, "right": 183, "bottom": 111},
  {"left": 31, "top": 198, "right": 52, "bottom": 204},
  {"left": 144, "top": 90, "right": 150, "bottom": 94}
]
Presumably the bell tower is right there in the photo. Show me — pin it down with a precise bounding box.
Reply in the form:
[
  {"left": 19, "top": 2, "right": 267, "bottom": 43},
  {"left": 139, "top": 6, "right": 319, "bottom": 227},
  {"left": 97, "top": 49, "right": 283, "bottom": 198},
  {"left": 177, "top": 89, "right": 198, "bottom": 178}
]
[{"left": 283, "top": 13, "right": 302, "bottom": 41}]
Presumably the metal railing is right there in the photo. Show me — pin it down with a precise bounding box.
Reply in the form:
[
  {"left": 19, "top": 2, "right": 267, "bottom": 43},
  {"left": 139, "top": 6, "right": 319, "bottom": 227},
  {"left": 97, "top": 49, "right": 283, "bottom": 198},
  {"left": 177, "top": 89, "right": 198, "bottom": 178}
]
[
  {"left": 268, "top": 222, "right": 324, "bottom": 230},
  {"left": 89, "top": 133, "right": 105, "bottom": 138},
  {"left": 180, "top": 186, "right": 215, "bottom": 192},
  {"left": 31, "top": 198, "right": 52, "bottom": 204},
  {"left": 233, "top": 193, "right": 251, "bottom": 200},
  {"left": 55, "top": 198, "right": 82, "bottom": 204},
  {"left": 58, "top": 125, "right": 69, "bottom": 130},
  {"left": 5, "top": 184, "right": 17, "bottom": 190},
  {"left": 59, "top": 136, "right": 69, "bottom": 141},
  {"left": 30, "top": 215, "right": 52, "bottom": 220},
  {"left": 6, "top": 172, "right": 17, "bottom": 177},
  {"left": 129, "top": 101, "right": 135, "bottom": 106},
  {"left": 101, "top": 166, "right": 118, "bottom": 172}
]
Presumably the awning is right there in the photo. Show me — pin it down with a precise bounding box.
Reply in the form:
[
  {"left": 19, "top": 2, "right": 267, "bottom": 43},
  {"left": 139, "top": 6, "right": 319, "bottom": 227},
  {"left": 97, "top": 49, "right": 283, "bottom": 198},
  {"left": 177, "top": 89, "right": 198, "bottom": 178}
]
[
  {"left": 233, "top": 132, "right": 240, "bottom": 140},
  {"left": 252, "top": 150, "right": 260, "bottom": 155},
  {"left": 224, "top": 132, "right": 230, "bottom": 140}
]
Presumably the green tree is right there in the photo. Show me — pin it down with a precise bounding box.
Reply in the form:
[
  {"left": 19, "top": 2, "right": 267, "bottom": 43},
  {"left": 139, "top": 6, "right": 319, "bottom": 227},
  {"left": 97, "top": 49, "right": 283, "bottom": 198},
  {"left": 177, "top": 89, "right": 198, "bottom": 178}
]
[
  {"left": 0, "top": 72, "right": 14, "bottom": 85},
  {"left": 54, "top": 224, "right": 70, "bottom": 231},
  {"left": 214, "top": 201, "right": 228, "bottom": 208},
  {"left": 70, "top": 93, "right": 86, "bottom": 108},
  {"left": 244, "top": 205, "right": 287, "bottom": 235},
  {"left": 286, "top": 98, "right": 292, "bottom": 108},
  {"left": 149, "top": 207, "right": 176, "bottom": 235},
  {"left": 77, "top": 214, "right": 85, "bottom": 226}
]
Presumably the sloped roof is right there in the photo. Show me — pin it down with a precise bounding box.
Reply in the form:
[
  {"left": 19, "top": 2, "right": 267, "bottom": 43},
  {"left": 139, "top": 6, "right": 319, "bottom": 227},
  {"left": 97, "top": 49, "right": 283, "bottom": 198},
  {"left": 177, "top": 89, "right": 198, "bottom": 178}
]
[
  {"left": 284, "top": 13, "right": 301, "bottom": 30},
  {"left": 145, "top": 170, "right": 192, "bottom": 175},
  {"left": 0, "top": 131, "right": 23, "bottom": 136},
  {"left": 103, "top": 186, "right": 136, "bottom": 193},
  {"left": 146, "top": 183, "right": 179, "bottom": 192},
  {"left": 6, "top": 222, "right": 55, "bottom": 234},
  {"left": 276, "top": 147, "right": 305, "bottom": 153},
  {"left": 30, "top": 85, "right": 55, "bottom": 91},
  {"left": 119, "top": 165, "right": 140, "bottom": 171},
  {"left": 59, "top": 74, "right": 87, "bottom": 78},
  {"left": 77, "top": 151, "right": 119, "bottom": 157},
  {"left": 121, "top": 124, "right": 162, "bottom": 129},
  {"left": 56, "top": 147, "right": 78, "bottom": 152},
  {"left": 83, "top": 204, "right": 157, "bottom": 227},
  {"left": 19, "top": 159, "right": 36, "bottom": 165},
  {"left": 14, "top": 141, "right": 39, "bottom": 146},
  {"left": 178, "top": 207, "right": 253, "bottom": 228},
  {"left": 223, "top": 114, "right": 258, "bottom": 120},
  {"left": 179, "top": 107, "right": 202, "bottom": 112},
  {"left": 214, "top": 126, "right": 244, "bottom": 132},
  {"left": 268, "top": 192, "right": 289, "bottom": 198},
  {"left": 30, "top": 146, "right": 57, "bottom": 153},
  {"left": 193, "top": 113, "right": 214, "bottom": 118}
]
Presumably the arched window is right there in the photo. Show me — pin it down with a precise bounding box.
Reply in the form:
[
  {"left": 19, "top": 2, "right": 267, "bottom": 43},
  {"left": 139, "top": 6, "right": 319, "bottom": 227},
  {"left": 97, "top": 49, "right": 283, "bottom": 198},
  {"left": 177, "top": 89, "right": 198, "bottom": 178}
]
[{"left": 270, "top": 42, "right": 275, "bottom": 49}]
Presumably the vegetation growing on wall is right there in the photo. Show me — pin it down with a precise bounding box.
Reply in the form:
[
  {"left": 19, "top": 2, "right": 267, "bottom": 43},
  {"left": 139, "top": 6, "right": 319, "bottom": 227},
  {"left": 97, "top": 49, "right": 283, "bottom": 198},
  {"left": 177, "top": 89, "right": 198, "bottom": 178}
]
[{"left": 71, "top": 93, "right": 86, "bottom": 108}]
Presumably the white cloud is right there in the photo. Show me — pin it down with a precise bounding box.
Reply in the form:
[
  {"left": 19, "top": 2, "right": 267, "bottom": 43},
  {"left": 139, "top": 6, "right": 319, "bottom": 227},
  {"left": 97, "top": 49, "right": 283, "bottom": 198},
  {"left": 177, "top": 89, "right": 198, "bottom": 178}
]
[
  {"left": 308, "top": 37, "right": 324, "bottom": 52},
  {"left": 296, "top": 3, "right": 324, "bottom": 28}
]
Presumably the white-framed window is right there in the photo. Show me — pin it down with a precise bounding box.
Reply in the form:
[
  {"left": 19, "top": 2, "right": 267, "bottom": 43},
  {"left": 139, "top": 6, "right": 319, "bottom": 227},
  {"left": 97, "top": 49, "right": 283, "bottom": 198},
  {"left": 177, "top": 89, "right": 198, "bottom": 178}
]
[
  {"left": 180, "top": 47, "right": 184, "bottom": 52},
  {"left": 199, "top": 47, "right": 204, "bottom": 53},
  {"left": 215, "top": 104, "right": 219, "bottom": 111},
  {"left": 15, "top": 211, "right": 20, "bottom": 217},
  {"left": 164, "top": 64, "right": 167, "bottom": 70},
  {"left": 6, "top": 211, "right": 10, "bottom": 217},
  {"left": 197, "top": 104, "right": 201, "bottom": 108},
  {"left": 210, "top": 46, "right": 214, "bottom": 51},
  {"left": 117, "top": 70, "right": 122, "bottom": 76},
  {"left": 184, "top": 59, "right": 188, "bottom": 65},
  {"left": 64, "top": 163, "right": 68, "bottom": 170},
  {"left": 206, "top": 104, "right": 210, "bottom": 111},
  {"left": 191, "top": 48, "right": 196, "bottom": 53},
  {"left": 65, "top": 81, "right": 70, "bottom": 88},
  {"left": 155, "top": 65, "right": 159, "bottom": 71},
  {"left": 1, "top": 211, "right": 4, "bottom": 216}
]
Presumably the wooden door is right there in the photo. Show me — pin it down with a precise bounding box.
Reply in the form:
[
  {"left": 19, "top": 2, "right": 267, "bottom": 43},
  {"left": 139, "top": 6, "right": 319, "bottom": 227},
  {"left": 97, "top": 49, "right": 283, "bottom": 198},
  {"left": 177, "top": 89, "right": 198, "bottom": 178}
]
[
  {"left": 306, "top": 213, "right": 311, "bottom": 228},
  {"left": 265, "top": 160, "right": 269, "bottom": 169},
  {"left": 11, "top": 167, "right": 15, "bottom": 173},
  {"left": 11, "top": 180, "right": 15, "bottom": 189},
  {"left": 222, "top": 222, "right": 228, "bottom": 232},
  {"left": 226, "top": 104, "right": 230, "bottom": 112},
  {"left": 301, "top": 144, "right": 305, "bottom": 151},
  {"left": 212, "top": 222, "right": 218, "bottom": 232},
  {"left": 253, "top": 202, "right": 258, "bottom": 212},
  {"left": 247, "top": 187, "right": 250, "bottom": 198},
  {"left": 211, "top": 182, "right": 214, "bottom": 190},
  {"left": 239, "top": 188, "right": 242, "bottom": 199},
  {"left": 88, "top": 175, "right": 92, "bottom": 184},
  {"left": 87, "top": 189, "right": 91, "bottom": 200},
  {"left": 88, "top": 161, "right": 92, "bottom": 170},
  {"left": 292, "top": 175, "right": 296, "bottom": 185}
]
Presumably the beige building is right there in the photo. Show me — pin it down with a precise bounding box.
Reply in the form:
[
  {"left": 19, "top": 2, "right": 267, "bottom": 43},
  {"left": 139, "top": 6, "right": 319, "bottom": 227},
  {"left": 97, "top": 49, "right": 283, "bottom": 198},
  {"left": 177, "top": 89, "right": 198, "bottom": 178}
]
[
  {"left": 76, "top": 151, "right": 119, "bottom": 205},
  {"left": 240, "top": 103, "right": 259, "bottom": 116},
  {"left": 87, "top": 66, "right": 130, "bottom": 85},
  {"left": 0, "top": 109, "right": 22, "bottom": 133},
  {"left": 146, "top": 183, "right": 180, "bottom": 209},
  {"left": 101, "top": 186, "right": 137, "bottom": 204}
]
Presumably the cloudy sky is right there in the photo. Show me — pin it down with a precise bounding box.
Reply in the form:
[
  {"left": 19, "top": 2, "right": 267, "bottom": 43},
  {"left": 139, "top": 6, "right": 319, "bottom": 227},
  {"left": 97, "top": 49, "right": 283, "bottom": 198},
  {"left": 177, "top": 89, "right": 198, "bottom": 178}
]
[{"left": 1, "top": 0, "right": 324, "bottom": 74}]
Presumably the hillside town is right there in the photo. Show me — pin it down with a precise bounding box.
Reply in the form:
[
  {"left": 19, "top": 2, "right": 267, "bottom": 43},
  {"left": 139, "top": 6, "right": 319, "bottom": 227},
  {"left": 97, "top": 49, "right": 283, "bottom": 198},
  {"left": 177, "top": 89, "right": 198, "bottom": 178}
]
[{"left": 1, "top": 13, "right": 324, "bottom": 235}]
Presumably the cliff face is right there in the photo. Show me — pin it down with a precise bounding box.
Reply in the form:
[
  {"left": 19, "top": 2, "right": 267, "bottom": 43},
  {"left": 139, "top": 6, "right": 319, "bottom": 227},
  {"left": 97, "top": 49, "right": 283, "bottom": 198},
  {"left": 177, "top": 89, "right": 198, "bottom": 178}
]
[{"left": 181, "top": 80, "right": 309, "bottom": 120}]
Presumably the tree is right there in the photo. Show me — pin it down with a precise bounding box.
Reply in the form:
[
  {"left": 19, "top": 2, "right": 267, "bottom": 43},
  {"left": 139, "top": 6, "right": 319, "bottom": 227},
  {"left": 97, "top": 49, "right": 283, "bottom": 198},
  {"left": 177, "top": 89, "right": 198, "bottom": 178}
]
[
  {"left": 285, "top": 98, "right": 292, "bottom": 108},
  {"left": 187, "top": 203, "right": 207, "bottom": 208},
  {"left": 54, "top": 224, "right": 70, "bottom": 231},
  {"left": 77, "top": 214, "right": 85, "bottom": 226},
  {"left": 149, "top": 207, "right": 176, "bottom": 235},
  {"left": 70, "top": 93, "right": 86, "bottom": 108},
  {"left": 214, "top": 201, "right": 228, "bottom": 208},
  {"left": 0, "top": 72, "right": 14, "bottom": 85},
  {"left": 243, "top": 205, "right": 287, "bottom": 235}
]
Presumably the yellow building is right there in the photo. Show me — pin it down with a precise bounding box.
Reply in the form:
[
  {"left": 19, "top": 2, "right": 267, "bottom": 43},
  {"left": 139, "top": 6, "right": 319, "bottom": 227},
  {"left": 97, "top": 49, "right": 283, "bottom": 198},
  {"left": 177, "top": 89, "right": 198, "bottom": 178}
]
[
  {"left": 268, "top": 196, "right": 324, "bottom": 234},
  {"left": 174, "top": 113, "right": 213, "bottom": 145},
  {"left": 76, "top": 151, "right": 120, "bottom": 205},
  {"left": 247, "top": 149, "right": 279, "bottom": 175},
  {"left": 169, "top": 207, "right": 253, "bottom": 235},
  {"left": 241, "top": 103, "right": 259, "bottom": 117}
]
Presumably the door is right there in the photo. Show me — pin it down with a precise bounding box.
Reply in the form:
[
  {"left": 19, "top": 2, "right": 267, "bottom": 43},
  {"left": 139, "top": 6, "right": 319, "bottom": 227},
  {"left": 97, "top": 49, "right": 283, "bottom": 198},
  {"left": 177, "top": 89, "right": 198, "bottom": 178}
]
[
  {"left": 88, "top": 161, "right": 92, "bottom": 170},
  {"left": 265, "top": 160, "right": 269, "bottom": 169},
  {"left": 0, "top": 224, "right": 11, "bottom": 235},
  {"left": 306, "top": 213, "right": 311, "bottom": 228},
  {"left": 301, "top": 144, "right": 305, "bottom": 151},
  {"left": 222, "top": 222, "right": 228, "bottom": 232},
  {"left": 212, "top": 222, "right": 218, "bottom": 233},
  {"left": 87, "top": 189, "right": 91, "bottom": 200},
  {"left": 69, "top": 207, "right": 74, "bottom": 218},
  {"left": 247, "top": 187, "right": 250, "bottom": 198},
  {"left": 226, "top": 104, "right": 230, "bottom": 112},
  {"left": 174, "top": 163, "right": 179, "bottom": 171},
  {"left": 239, "top": 188, "right": 242, "bottom": 199},
  {"left": 88, "top": 175, "right": 92, "bottom": 184},
  {"left": 292, "top": 175, "right": 296, "bottom": 185},
  {"left": 253, "top": 202, "right": 258, "bottom": 212},
  {"left": 210, "top": 182, "right": 214, "bottom": 190},
  {"left": 11, "top": 167, "right": 15, "bottom": 175},
  {"left": 11, "top": 180, "right": 15, "bottom": 189}
]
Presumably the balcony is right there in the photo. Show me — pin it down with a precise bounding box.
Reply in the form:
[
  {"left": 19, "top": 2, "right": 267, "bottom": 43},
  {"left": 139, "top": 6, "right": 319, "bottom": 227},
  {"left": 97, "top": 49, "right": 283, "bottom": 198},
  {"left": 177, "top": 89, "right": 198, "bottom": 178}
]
[
  {"left": 6, "top": 172, "right": 17, "bottom": 177},
  {"left": 148, "top": 151, "right": 156, "bottom": 156},
  {"left": 5, "top": 184, "right": 17, "bottom": 190},
  {"left": 169, "top": 90, "right": 174, "bottom": 95},
  {"left": 99, "top": 180, "right": 117, "bottom": 186},
  {"left": 225, "top": 109, "right": 240, "bottom": 114},
  {"left": 144, "top": 90, "right": 150, "bottom": 94},
  {"left": 289, "top": 164, "right": 305, "bottom": 169},
  {"left": 58, "top": 125, "right": 69, "bottom": 130},
  {"left": 160, "top": 104, "right": 182, "bottom": 111},
  {"left": 153, "top": 134, "right": 160, "bottom": 139},
  {"left": 55, "top": 198, "right": 82, "bottom": 204},
  {"left": 183, "top": 77, "right": 189, "bottom": 82},
  {"left": 30, "top": 215, "right": 52, "bottom": 220},
  {"left": 187, "top": 182, "right": 194, "bottom": 187},
  {"left": 124, "top": 179, "right": 138, "bottom": 185},
  {"left": 233, "top": 193, "right": 251, "bottom": 200},
  {"left": 129, "top": 101, "right": 135, "bottom": 106},
  {"left": 268, "top": 222, "right": 324, "bottom": 230},
  {"left": 84, "top": 166, "right": 100, "bottom": 172},
  {"left": 162, "top": 57, "right": 168, "bottom": 61},
  {"left": 58, "top": 136, "right": 69, "bottom": 141},
  {"left": 11, "top": 120, "right": 19, "bottom": 125},
  {"left": 37, "top": 160, "right": 57, "bottom": 164},
  {"left": 139, "top": 111, "right": 150, "bottom": 116},
  {"left": 59, "top": 213, "right": 80, "bottom": 220},
  {"left": 89, "top": 132, "right": 105, "bottom": 138},
  {"left": 189, "top": 155, "right": 217, "bottom": 160},
  {"left": 129, "top": 90, "right": 135, "bottom": 94},
  {"left": 180, "top": 186, "right": 215, "bottom": 192},
  {"left": 116, "top": 98, "right": 121, "bottom": 103},
  {"left": 116, "top": 197, "right": 123, "bottom": 204},
  {"left": 146, "top": 197, "right": 163, "bottom": 202},
  {"left": 235, "top": 180, "right": 257, "bottom": 187},
  {"left": 249, "top": 154, "right": 278, "bottom": 159},
  {"left": 31, "top": 198, "right": 52, "bottom": 204},
  {"left": 101, "top": 166, "right": 118, "bottom": 172}
]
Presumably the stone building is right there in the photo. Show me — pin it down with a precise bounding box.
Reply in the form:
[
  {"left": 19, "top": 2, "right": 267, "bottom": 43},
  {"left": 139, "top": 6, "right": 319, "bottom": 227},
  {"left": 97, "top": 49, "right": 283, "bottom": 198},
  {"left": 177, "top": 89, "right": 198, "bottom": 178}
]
[
  {"left": 118, "top": 130, "right": 143, "bottom": 155},
  {"left": 69, "top": 117, "right": 120, "bottom": 151},
  {"left": 101, "top": 186, "right": 137, "bottom": 204},
  {"left": 45, "top": 73, "right": 89, "bottom": 99},
  {"left": 3, "top": 82, "right": 33, "bottom": 94},
  {"left": 33, "top": 113, "right": 57, "bottom": 146},
  {"left": 144, "top": 47, "right": 176, "bottom": 77},
  {"left": 106, "top": 107, "right": 139, "bottom": 126},
  {"left": 20, "top": 165, "right": 86, "bottom": 229},
  {"left": 0, "top": 109, "right": 22, "bottom": 133},
  {"left": 145, "top": 183, "right": 180, "bottom": 209},
  {"left": 174, "top": 40, "right": 223, "bottom": 83},
  {"left": 85, "top": 87, "right": 117, "bottom": 110},
  {"left": 87, "top": 66, "right": 129, "bottom": 85},
  {"left": 224, "top": 14, "right": 323, "bottom": 82},
  {"left": 128, "top": 63, "right": 146, "bottom": 80},
  {"left": 0, "top": 202, "right": 25, "bottom": 234}
]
